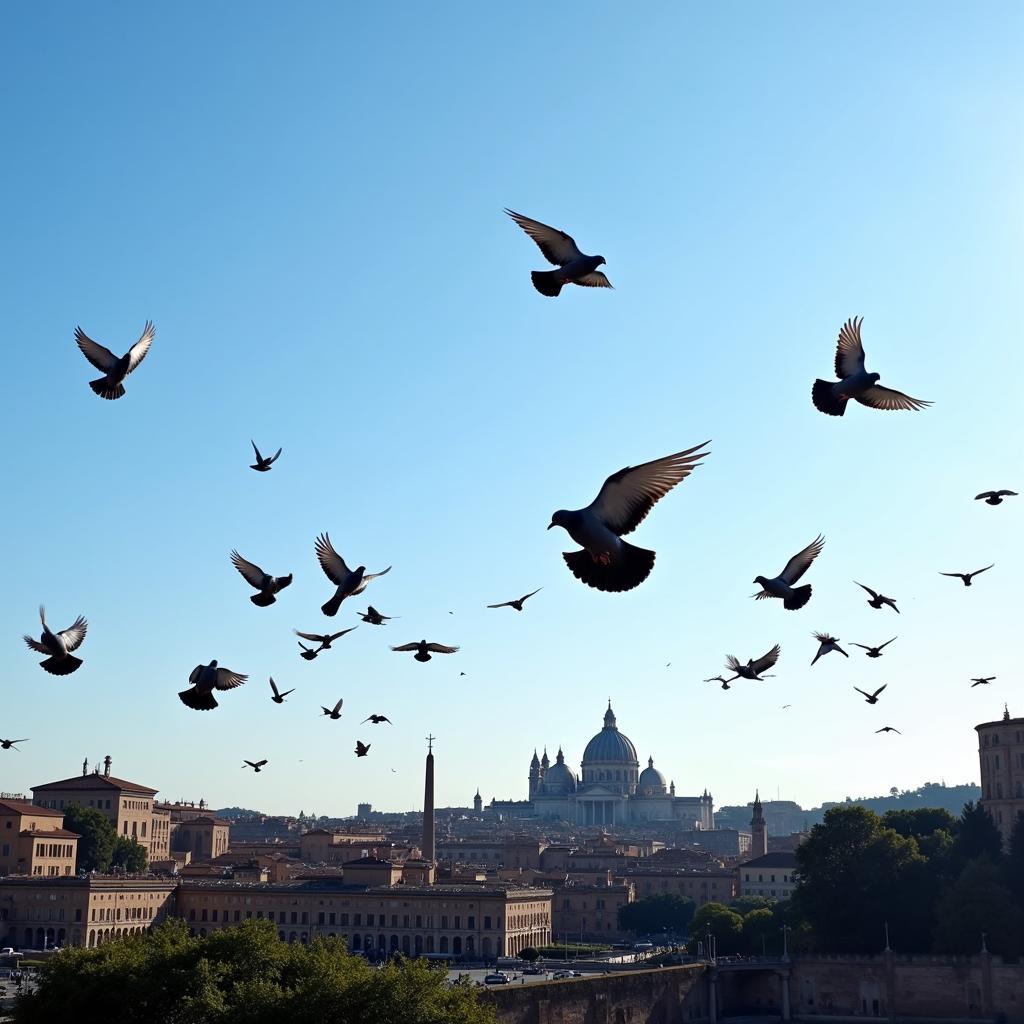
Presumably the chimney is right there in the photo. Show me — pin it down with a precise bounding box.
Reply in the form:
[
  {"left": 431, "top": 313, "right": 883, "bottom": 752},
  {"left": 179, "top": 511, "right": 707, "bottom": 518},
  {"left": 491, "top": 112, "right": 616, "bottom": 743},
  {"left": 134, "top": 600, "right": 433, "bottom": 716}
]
[
  {"left": 103, "top": 755, "right": 112, "bottom": 778},
  {"left": 422, "top": 735, "right": 436, "bottom": 864},
  {"left": 82, "top": 758, "right": 89, "bottom": 777}
]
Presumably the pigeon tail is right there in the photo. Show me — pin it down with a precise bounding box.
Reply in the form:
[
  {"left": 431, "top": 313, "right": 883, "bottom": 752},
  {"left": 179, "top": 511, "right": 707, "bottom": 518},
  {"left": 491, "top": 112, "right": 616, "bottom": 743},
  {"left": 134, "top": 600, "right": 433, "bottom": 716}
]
[
  {"left": 784, "top": 585, "right": 812, "bottom": 611},
  {"left": 812, "top": 379, "right": 846, "bottom": 416},
  {"left": 39, "top": 654, "right": 83, "bottom": 676},
  {"left": 531, "top": 269, "right": 564, "bottom": 297},
  {"left": 562, "top": 541, "right": 655, "bottom": 593},
  {"left": 178, "top": 688, "right": 219, "bottom": 711},
  {"left": 89, "top": 377, "right": 126, "bottom": 400},
  {"left": 300, "top": 649, "right": 318, "bottom": 661},
  {"left": 321, "top": 590, "right": 345, "bottom": 617},
  {"left": 250, "top": 592, "right": 276, "bottom": 607}
]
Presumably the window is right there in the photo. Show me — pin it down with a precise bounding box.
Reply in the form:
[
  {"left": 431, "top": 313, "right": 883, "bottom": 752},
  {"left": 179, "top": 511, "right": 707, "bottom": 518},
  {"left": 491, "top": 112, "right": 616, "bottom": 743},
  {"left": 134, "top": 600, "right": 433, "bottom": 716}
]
[
  {"left": 354, "top": 914, "right": 361, "bottom": 926},
  {"left": 318, "top": 912, "right": 325, "bottom": 925},
  {"left": 484, "top": 916, "right": 491, "bottom": 929},
  {"left": 291, "top": 912, "right": 298, "bottom": 925},
  {"left": 996, "top": 755, "right": 1001, "bottom": 769}
]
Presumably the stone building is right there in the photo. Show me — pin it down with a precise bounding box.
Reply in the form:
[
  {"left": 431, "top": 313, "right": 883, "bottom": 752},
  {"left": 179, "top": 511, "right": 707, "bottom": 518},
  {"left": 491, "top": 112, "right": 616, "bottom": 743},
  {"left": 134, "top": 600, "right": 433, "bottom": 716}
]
[
  {"left": 0, "top": 799, "right": 78, "bottom": 878},
  {"left": 977, "top": 706, "right": 1024, "bottom": 846},
  {"left": 550, "top": 881, "right": 634, "bottom": 944},
  {"left": 738, "top": 851, "right": 798, "bottom": 900},
  {"left": 623, "top": 867, "right": 736, "bottom": 908}
]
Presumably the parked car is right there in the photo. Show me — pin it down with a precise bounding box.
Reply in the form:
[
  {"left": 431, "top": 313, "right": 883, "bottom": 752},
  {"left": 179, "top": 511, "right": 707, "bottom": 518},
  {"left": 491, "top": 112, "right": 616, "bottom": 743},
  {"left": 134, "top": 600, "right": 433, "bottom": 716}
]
[
  {"left": 522, "top": 966, "right": 543, "bottom": 975},
  {"left": 484, "top": 973, "right": 510, "bottom": 984},
  {"left": 552, "top": 970, "right": 573, "bottom": 979}
]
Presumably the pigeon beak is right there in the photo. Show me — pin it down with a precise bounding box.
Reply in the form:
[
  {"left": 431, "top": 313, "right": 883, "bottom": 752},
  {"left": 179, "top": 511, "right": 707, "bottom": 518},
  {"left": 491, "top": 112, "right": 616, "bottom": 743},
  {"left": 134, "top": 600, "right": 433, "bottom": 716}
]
[{"left": 546, "top": 522, "right": 555, "bottom": 530}]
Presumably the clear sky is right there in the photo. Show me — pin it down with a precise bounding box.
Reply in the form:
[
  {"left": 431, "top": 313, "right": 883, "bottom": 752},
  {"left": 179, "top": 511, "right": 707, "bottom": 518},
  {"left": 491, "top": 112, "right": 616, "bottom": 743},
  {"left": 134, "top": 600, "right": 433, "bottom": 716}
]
[{"left": 2, "top": 3, "right": 1021, "bottom": 818}]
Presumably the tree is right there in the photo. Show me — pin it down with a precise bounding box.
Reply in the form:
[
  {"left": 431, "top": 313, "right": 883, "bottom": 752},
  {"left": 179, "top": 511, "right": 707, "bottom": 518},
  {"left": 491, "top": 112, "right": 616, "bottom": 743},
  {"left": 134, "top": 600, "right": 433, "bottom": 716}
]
[
  {"left": 741, "top": 908, "right": 776, "bottom": 955},
  {"left": 933, "top": 857, "right": 1019, "bottom": 956},
  {"left": 1005, "top": 811, "right": 1024, "bottom": 908},
  {"left": 61, "top": 804, "right": 117, "bottom": 873},
  {"left": 518, "top": 947, "right": 539, "bottom": 962},
  {"left": 111, "top": 836, "right": 147, "bottom": 873},
  {"left": 884, "top": 807, "right": 957, "bottom": 839},
  {"left": 617, "top": 894, "right": 695, "bottom": 936},
  {"left": 690, "top": 903, "right": 744, "bottom": 955},
  {"left": 729, "top": 895, "right": 774, "bottom": 916},
  {"left": 956, "top": 801, "right": 1003, "bottom": 864}
]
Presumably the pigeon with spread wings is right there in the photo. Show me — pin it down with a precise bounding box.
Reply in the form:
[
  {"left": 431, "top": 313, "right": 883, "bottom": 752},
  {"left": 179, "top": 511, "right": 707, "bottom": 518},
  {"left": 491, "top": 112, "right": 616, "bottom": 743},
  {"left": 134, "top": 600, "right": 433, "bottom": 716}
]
[
  {"left": 75, "top": 321, "right": 155, "bottom": 400},
  {"left": 321, "top": 698, "right": 344, "bottom": 720},
  {"left": 940, "top": 564, "right": 994, "bottom": 587},
  {"left": 230, "top": 551, "right": 293, "bottom": 607},
  {"left": 362, "top": 714, "right": 392, "bottom": 724},
  {"left": 0, "top": 739, "right": 29, "bottom": 750},
  {"left": 812, "top": 317, "right": 932, "bottom": 417},
  {"left": 294, "top": 627, "right": 357, "bottom": 650},
  {"left": 24, "top": 606, "right": 88, "bottom": 676},
  {"left": 488, "top": 588, "right": 542, "bottom": 611},
  {"left": 851, "top": 637, "right": 897, "bottom": 658},
  {"left": 392, "top": 641, "right": 459, "bottom": 663},
  {"left": 811, "top": 632, "right": 848, "bottom": 666},
  {"left": 854, "top": 684, "right": 887, "bottom": 704},
  {"left": 355, "top": 741, "right": 371, "bottom": 758},
  {"left": 505, "top": 209, "right": 611, "bottom": 297},
  {"left": 976, "top": 490, "right": 1016, "bottom": 506},
  {"left": 269, "top": 677, "right": 294, "bottom": 704},
  {"left": 243, "top": 759, "right": 268, "bottom": 773},
  {"left": 179, "top": 661, "right": 247, "bottom": 711},
  {"left": 314, "top": 533, "right": 391, "bottom": 616},
  {"left": 548, "top": 442, "right": 710, "bottom": 592},
  {"left": 722, "top": 644, "right": 781, "bottom": 682},
  {"left": 250, "top": 441, "right": 282, "bottom": 472},
  {"left": 876, "top": 726, "right": 902, "bottom": 734},
  {"left": 855, "top": 582, "right": 900, "bottom": 613},
  {"left": 752, "top": 535, "right": 825, "bottom": 610},
  {"left": 971, "top": 677, "right": 996, "bottom": 687}
]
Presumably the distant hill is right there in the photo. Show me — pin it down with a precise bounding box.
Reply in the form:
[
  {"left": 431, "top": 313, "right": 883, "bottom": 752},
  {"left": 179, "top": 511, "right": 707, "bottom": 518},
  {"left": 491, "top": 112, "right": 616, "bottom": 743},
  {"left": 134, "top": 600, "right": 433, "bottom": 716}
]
[{"left": 214, "top": 806, "right": 265, "bottom": 819}]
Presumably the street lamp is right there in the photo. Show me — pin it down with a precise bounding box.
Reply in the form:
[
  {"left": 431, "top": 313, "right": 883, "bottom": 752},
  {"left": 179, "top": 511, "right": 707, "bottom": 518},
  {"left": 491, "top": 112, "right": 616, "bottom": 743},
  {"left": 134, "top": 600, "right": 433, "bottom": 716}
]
[
  {"left": 780, "top": 924, "right": 790, "bottom": 961},
  {"left": 884, "top": 921, "right": 890, "bottom": 952}
]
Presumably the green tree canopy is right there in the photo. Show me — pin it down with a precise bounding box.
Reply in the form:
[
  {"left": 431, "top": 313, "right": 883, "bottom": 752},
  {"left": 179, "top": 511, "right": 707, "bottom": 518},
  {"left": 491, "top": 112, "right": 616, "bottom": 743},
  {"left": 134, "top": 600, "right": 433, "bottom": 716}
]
[
  {"left": 617, "top": 893, "right": 695, "bottom": 936},
  {"left": 690, "top": 902, "right": 744, "bottom": 955},
  {"left": 729, "top": 895, "right": 774, "bottom": 916},
  {"left": 110, "top": 836, "right": 148, "bottom": 873},
  {"left": 741, "top": 908, "right": 777, "bottom": 955},
  {"left": 517, "top": 946, "right": 539, "bottom": 962},
  {"left": 1005, "top": 812, "right": 1024, "bottom": 910},
  {"left": 933, "top": 856, "right": 1019, "bottom": 957},
  {"left": 955, "top": 801, "right": 1003, "bottom": 864},
  {"left": 883, "top": 807, "right": 957, "bottom": 839},
  {"left": 61, "top": 803, "right": 117, "bottom": 873}
]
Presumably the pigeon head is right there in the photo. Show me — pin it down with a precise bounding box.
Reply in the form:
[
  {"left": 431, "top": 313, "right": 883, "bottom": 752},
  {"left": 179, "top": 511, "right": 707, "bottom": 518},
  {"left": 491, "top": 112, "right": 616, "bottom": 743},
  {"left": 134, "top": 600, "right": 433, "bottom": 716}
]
[
  {"left": 752, "top": 575, "right": 768, "bottom": 586},
  {"left": 356, "top": 566, "right": 366, "bottom": 573},
  {"left": 596, "top": 256, "right": 607, "bottom": 266},
  {"left": 869, "top": 372, "right": 881, "bottom": 383},
  {"left": 548, "top": 510, "right": 576, "bottom": 532}
]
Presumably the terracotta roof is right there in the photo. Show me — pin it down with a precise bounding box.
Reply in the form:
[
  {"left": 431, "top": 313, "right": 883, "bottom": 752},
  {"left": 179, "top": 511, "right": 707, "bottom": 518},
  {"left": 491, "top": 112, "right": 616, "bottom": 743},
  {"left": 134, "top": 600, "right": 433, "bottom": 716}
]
[
  {"left": 0, "top": 799, "right": 64, "bottom": 817},
  {"left": 20, "top": 828, "right": 81, "bottom": 839},
  {"left": 740, "top": 852, "right": 798, "bottom": 869},
  {"left": 32, "top": 774, "right": 158, "bottom": 795}
]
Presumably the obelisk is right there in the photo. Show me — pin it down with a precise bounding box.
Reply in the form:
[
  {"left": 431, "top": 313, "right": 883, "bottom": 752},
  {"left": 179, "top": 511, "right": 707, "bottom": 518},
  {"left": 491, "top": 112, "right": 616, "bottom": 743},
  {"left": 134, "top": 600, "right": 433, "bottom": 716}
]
[{"left": 422, "top": 735, "right": 435, "bottom": 863}]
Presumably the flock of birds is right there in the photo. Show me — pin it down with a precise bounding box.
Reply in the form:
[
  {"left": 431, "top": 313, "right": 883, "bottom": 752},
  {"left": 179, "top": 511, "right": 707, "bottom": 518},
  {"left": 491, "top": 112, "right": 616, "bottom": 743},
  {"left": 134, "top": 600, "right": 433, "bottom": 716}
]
[{"left": 12, "top": 210, "right": 1019, "bottom": 771}]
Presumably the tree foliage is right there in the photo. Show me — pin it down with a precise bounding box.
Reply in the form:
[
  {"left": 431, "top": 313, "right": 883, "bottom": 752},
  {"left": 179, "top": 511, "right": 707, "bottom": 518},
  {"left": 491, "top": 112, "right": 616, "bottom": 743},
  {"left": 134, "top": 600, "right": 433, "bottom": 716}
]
[
  {"left": 111, "top": 836, "right": 148, "bottom": 872},
  {"left": 955, "top": 801, "right": 1003, "bottom": 864},
  {"left": 517, "top": 946, "right": 539, "bottom": 962},
  {"left": 61, "top": 803, "right": 117, "bottom": 873},
  {"left": 617, "top": 894, "right": 695, "bottom": 936},
  {"left": 14, "top": 919, "right": 495, "bottom": 1024},
  {"left": 933, "top": 857, "right": 1019, "bottom": 956},
  {"left": 690, "top": 903, "right": 744, "bottom": 954}
]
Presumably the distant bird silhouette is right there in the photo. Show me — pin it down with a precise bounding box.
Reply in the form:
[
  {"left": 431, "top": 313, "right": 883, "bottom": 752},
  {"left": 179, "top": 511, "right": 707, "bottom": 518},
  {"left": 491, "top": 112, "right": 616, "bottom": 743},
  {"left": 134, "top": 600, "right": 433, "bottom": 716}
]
[
  {"left": 230, "top": 551, "right": 293, "bottom": 606},
  {"left": 855, "top": 582, "right": 900, "bottom": 613},
  {"left": 179, "top": 661, "right": 247, "bottom": 711},
  {"left": 811, "top": 632, "right": 848, "bottom": 665},
  {"left": 854, "top": 684, "right": 887, "bottom": 704},
  {"left": 392, "top": 641, "right": 459, "bottom": 663},
  {"left": 0, "top": 739, "right": 28, "bottom": 750},
  {"left": 250, "top": 440, "right": 282, "bottom": 472},
  {"left": 704, "top": 675, "right": 732, "bottom": 691},
  {"left": 359, "top": 606, "right": 396, "bottom": 625},
  {"left": 971, "top": 677, "right": 996, "bottom": 687},
  {"left": 753, "top": 536, "right": 825, "bottom": 611},
  {"left": 355, "top": 741, "right": 371, "bottom": 757},
  {"left": 315, "top": 533, "right": 391, "bottom": 616},
  {"left": 851, "top": 637, "right": 897, "bottom": 658},
  {"left": 488, "top": 588, "right": 542, "bottom": 611},
  {"left": 362, "top": 714, "right": 392, "bottom": 724},
  {"left": 321, "top": 698, "right": 344, "bottom": 720},
  {"left": 940, "top": 564, "right": 994, "bottom": 587},
  {"left": 812, "top": 317, "right": 932, "bottom": 417},
  {"left": 269, "top": 677, "right": 294, "bottom": 704},
  {"left": 722, "top": 645, "right": 781, "bottom": 682},
  {"left": 294, "top": 627, "right": 357, "bottom": 650},
  {"left": 24, "top": 606, "right": 87, "bottom": 675},
  {"left": 549, "top": 442, "right": 710, "bottom": 592},
  {"left": 975, "top": 490, "right": 1016, "bottom": 506},
  {"left": 782, "top": 705, "right": 792, "bottom": 710},
  {"left": 297, "top": 641, "right": 320, "bottom": 661},
  {"left": 75, "top": 321, "right": 154, "bottom": 400},
  {"left": 243, "top": 759, "right": 268, "bottom": 773},
  {"left": 505, "top": 209, "right": 611, "bottom": 297},
  {"left": 876, "top": 726, "right": 901, "bottom": 734}
]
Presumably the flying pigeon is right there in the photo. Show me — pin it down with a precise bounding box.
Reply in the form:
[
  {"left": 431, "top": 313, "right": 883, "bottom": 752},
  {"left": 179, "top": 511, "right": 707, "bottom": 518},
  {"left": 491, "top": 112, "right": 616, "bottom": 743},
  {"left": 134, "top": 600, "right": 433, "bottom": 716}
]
[
  {"left": 854, "top": 684, "right": 887, "bottom": 704},
  {"left": 297, "top": 641, "right": 320, "bottom": 661},
  {"left": 179, "top": 660, "right": 247, "bottom": 711},
  {"left": 0, "top": 739, "right": 28, "bottom": 750},
  {"left": 939, "top": 564, "right": 994, "bottom": 587},
  {"left": 753, "top": 535, "right": 825, "bottom": 611},
  {"left": 975, "top": 490, "right": 1016, "bottom": 506},
  {"left": 314, "top": 533, "right": 391, "bottom": 616},
  {"left": 362, "top": 714, "right": 392, "bottom": 724},
  {"left": 250, "top": 441, "right": 282, "bottom": 472},
  {"left": 505, "top": 209, "right": 612, "bottom": 297},
  {"left": 359, "top": 606, "right": 396, "bottom": 625},
  {"left": 548, "top": 442, "right": 711, "bottom": 592},
  {"left": 230, "top": 551, "right": 293, "bottom": 607},
  {"left": 971, "top": 677, "right": 996, "bottom": 687},
  {"left": 876, "top": 726, "right": 901, "bottom": 734},
  {"left": 355, "top": 741, "right": 371, "bottom": 757},
  {"left": 851, "top": 637, "right": 897, "bottom": 658},
  {"left": 703, "top": 675, "right": 732, "bottom": 691},
  {"left": 24, "top": 606, "right": 87, "bottom": 675},
  {"left": 392, "top": 641, "right": 459, "bottom": 663},
  {"left": 294, "top": 627, "right": 357, "bottom": 650},
  {"left": 269, "top": 677, "right": 294, "bottom": 704},
  {"left": 855, "top": 582, "right": 899, "bottom": 613},
  {"left": 812, "top": 317, "right": 932, "bottom": 417},
  {"left": 243, "top": 759, "right": 268, "bottom": 773},
  {"left": 321, "top": 698, "right": 344, "bottom": 720},
  {"left": 811, "top": 632, "right": 848, "bottom": 665},
  {"left": 488, "top": 588, "right": 542, "bottom": 611},
  {"left": 722, "top": 644, "right": 781, "bottom": 682},
  {"left": 74, "top": 321, "right": 155, "bottom": 400}
]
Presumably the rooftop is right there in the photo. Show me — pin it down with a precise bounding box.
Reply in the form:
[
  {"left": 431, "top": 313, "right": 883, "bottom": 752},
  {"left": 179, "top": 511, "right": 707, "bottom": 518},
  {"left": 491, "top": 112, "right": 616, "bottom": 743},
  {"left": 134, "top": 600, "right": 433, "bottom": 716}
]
[
  {"left": 740, "top": 852, "right": 799, "bottom": 869},
  {"left": 0, "top": 799, "right": 63, "bottom": 817},
  {"left": 33, "top": 774, "right": 158, "bottom": 795}
]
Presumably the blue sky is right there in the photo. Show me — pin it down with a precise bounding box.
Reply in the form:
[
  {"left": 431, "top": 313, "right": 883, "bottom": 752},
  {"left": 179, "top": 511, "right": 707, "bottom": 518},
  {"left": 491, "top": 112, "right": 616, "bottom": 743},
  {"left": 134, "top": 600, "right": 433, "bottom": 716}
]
[{"left": 1, "top": 3, "right": 1021, "bottom": 818}]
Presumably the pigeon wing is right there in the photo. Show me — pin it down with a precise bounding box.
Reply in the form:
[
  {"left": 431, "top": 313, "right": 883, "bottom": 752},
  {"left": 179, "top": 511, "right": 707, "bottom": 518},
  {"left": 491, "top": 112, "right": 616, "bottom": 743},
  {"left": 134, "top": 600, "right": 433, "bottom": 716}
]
[
  {"left": 972, "top": 564, "right": 995, "bottom": 578},
  {"left": 189, "top": 664, "right": 203, "bottom": 684},
  {"left": 267, "top": 447, "right": 282, "bottom": 464},
  {"left": 125, "top": 321, "right": 155, "bottom": 374},
  {"left": 74, "top": 327, "right": 119, "bottom": 373},
  {"left": 779, "top": 535, "right": 825, "bottom": 585},
  {"left": 574, "top": 271, "right": 613, "bottom": 289},
  {"left": 391, "top": 643, "right": 421, "bottom": 652},
  {"left": 854, "top": 385, "right": 932, "bottom": 412},
  {"left": 361, "top": 566, "right": 392, "bottom": 584},
  {"left": 325, "top": 628, "right": 357, "bottom": 642},
  {"left": 587, "top": 442, "right": 711, "bottom": 537},
  {"left": 424, "top": 643, "right": 459, "bottom": 654},
  {"left": 487, "top": 600, "right": 514, "bottom": 609},
  {"left": 724, "top": 655, "right": 742, "bottom": 673},
  {"left": 214, "top": 668, "right": 248, "bottom": 690},
  {"left": 855, "top": 582, "right": 879, "bottom": 599},
  {"left": 56, "top": 616, "right": 88, "bottom": 651},
  {"left": 24, "top": 635, "right": 49, "bottom": 654},
  {"left": 315, "top": 534, "right": 351, "bottom": 585},
  {"left": 872, "top": 684, "right": 888, "bottom": 698},
  {"left": 269, "top": 677, "right": 281, "bottom": 697},
  {"left": 294, "top": 630, "right": 325, "bottom": 642},
  {"left": 254, "top": 759, "right": 268, "bottom": 768},
  {"left": 834, "top": 316, "right": 866, "bottom": 378},
  {"left": 505, "top": 209, "right": 583, "bottom": 266},
  {"left": 332, "top": 698, "right": 344, "bottom": 714},
  {"left": 996, "top": 490, "right": 1017, "bottom": 497},
  {"left": 251, "top": 440, "right": 263, "bottom": 462},
  {"left": 751, "top": 645, "right": 781, "bottom": 674},
  {"left": 230, "top": 551, "right": 267, "bottom": 589}
]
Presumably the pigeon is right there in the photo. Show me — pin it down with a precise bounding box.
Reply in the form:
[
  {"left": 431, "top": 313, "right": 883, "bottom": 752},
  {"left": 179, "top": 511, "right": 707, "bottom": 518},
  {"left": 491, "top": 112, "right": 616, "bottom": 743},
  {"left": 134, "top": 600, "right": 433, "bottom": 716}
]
[
  {"left": 876, "top": 726, "right": 902, "bottom": 734},
  {"left": 179, "top": 660, "right": 247, "bottom": 711},
  {"left": 975, "top": 490, "right": 1016, "bottom": 506},
  {"left": 250, "top": 440, "right": 282, "bottom": 472},
  {"left": 24, "top": 606, "right": 88, "bottom": 676},
  {"left": 74, "top": 321, "right": 155, "bottom": 400},
  {"left": 243, "top": 759, "right": 268, "bottom": 773},
  {"left": 230, "top": 551, "right": 293, "bottom": 607},
  {"left": 359, "top": 606, "right": 396, "bottom": 625},
  {"left": 782, "top": 705, "right": 792, "bottom": 710},
  {"left": 294, "top": 627, "right": 357, "bottom": 650},
  {"left": 703, "top": 675, "right": 732, "bottom": 691},
  {"left": 855, "top": 582, "right": 899, "bottom": 613},
  {"left": 392, "top": 641, "right": 459, "bottom": 663},
  {"left": 321, "top": 698, "right": 344, "bottom": 720},
  {"left": 362, "top": 714, "right": 392, "bottom": 724},
  {"left": 939, "top": 564, "right": 994, "bottom": 587},
  {"left": 722, "top": 645, "right": 781, "bottom": 682},
  {"left": 811, "top": 632, "right": 848, "bottom": 665},
  {"left": 314, "top": 533, "right": 391, "bottom": 616},
  {"left": 0, "top": 739, "right": 28, "bottom": 750},
  {"left": 487, "top": 588, "right": 542, "bottom": 611},
  {"left": 269, "top": 677, "right": 294, "bottom": 704},
  {"left": 355, "top": 741, "right": 371, "bottom": 757},
  {"left": 971, "top": 677, "right": 996, "bottom": 687},
  {"left": 812, "top": 317, "right": 932, "bottom": 417},
  {"left": 505, "top": 209, "right": 612, "bottom": 297},
  {"left": 854, "top": 684, "right": 887, "bottom": 704},
  {"left": 851, "top": 637, "right": 897, "bottom": 658},
  {"left": 297, "top": 641, "right": 320, "bottom": 661},
  {"left": 753, "top": 536, "right": 825, "bottom": 611},
  {"left": 548, "top": 442, "right": 710, "bottom": 592}
]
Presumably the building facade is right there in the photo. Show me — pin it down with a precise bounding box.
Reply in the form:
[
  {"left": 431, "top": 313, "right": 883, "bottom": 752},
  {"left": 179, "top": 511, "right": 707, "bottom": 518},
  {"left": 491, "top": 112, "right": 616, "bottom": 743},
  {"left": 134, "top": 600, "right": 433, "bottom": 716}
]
[
  {"left": 551, "top": 882, "right": 634, "bottom": 944},
  {"left": 977, "top": 708, "right": 1024, "bottom": 846},
  {"left": 0, "top": 800, "right": 78, "bottom": 878},
  {"left": 738, "top": 851, "right": 798, "bottom": 900}
]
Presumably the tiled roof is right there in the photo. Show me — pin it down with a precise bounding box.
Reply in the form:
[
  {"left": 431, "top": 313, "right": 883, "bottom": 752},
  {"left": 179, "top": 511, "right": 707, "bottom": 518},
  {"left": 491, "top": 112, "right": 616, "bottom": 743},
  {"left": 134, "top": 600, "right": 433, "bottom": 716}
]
[
  {"left": 740, "top": 852, "right": 798, "bottom": 869},
  {"left": 32, "top": 774, "right": 158, "bottom": 795},
  {"left": 0, "top": 799, "right": 63, "bottom": 817},
  {"left": 20, "top": 828, "right": 81, "bottom": 839}
]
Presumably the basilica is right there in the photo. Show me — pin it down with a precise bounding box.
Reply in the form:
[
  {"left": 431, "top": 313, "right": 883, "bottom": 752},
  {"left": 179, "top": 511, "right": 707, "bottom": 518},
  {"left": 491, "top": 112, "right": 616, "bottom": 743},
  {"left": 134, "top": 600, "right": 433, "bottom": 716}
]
[{"left": 486, "top": 703, "right": 714, "bottom": 828}]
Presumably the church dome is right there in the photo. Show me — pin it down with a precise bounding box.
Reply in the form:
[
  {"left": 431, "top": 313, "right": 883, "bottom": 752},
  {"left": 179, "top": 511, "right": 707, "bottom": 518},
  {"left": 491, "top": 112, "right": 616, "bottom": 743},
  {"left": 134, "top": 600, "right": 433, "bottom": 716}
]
[
  {"left": 637, "top": 756, "right": 667, "bottom": 797},
  {"left": 538, "top": 748, "right": 577, "bottom": 794},
  {"left": 582, "top": 703, "right": 638, "bottom": 765}
]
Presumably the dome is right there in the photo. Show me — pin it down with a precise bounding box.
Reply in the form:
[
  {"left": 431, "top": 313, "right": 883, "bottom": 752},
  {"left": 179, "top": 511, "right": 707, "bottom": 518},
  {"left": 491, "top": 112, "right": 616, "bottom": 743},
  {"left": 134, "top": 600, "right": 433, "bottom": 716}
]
[
  {"left": 582, "top": 703, "right": 639, "bottom": 765},
  {"left": 637, "top": 756, "right": 667, "bottom": 797},
  {"left": 538, "top": 748, "right": 577, "bottom": 794}
]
